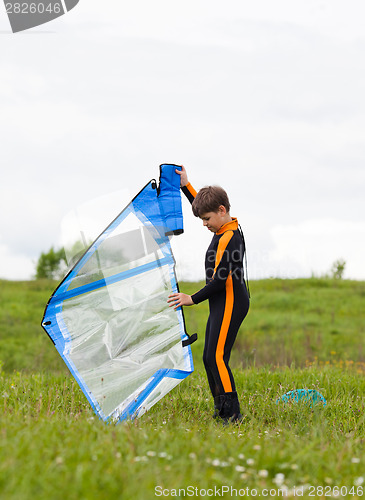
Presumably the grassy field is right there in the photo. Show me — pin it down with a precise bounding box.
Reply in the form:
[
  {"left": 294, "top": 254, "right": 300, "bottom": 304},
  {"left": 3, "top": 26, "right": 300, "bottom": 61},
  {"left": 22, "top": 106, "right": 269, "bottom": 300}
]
[{"left": 0, "top": 279, "right": 364, "bottom": 499}]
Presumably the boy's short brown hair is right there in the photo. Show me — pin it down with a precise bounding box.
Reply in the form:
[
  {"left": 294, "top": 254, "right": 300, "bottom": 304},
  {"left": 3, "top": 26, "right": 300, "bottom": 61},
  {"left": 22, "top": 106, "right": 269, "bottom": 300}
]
[{"left": 192, "top": 186, "right": 231, "bottom": 217}]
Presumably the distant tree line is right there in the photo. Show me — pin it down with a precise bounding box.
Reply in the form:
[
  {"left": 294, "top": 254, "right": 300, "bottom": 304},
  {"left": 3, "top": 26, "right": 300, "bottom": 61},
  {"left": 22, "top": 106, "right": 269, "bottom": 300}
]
[
  {"left": 35, "top": 247, "right": 67, "bottom": 280},
  {"left": 330, "top": 258, "right": 346, "bottom": 280},
  {"left": 35, "top": 246, "right": 347, "bottom": 282}
]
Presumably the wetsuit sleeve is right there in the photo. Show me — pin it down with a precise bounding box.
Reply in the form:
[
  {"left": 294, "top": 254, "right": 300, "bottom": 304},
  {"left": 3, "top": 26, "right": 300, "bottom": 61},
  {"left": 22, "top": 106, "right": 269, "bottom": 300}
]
[
  {"left": 191, "top": 230, "right": 235, "bottom": 304},
  {"left": 181, "top": 182, "right": 197, "bottom": 204}
]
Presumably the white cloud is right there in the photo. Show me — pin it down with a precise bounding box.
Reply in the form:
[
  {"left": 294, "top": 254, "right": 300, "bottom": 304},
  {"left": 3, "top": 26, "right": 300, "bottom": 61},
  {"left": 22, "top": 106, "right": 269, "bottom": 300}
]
[
  {"left": 268, "top": 219, "right": 365, "bottom": 279},
  {"left": 63, "top": 0, "right": 365, "bottom": 44},
  {"left": 0, "top": 244, "right": 34, "bottom": 280},
  {"left": 0, "top": 1, "right": 364, "bottom": 280}
]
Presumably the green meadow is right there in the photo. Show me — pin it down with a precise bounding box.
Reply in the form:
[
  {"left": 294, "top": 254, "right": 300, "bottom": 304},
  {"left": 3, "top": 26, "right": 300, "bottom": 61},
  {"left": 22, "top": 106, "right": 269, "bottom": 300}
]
[{"left": 0, "top": 279, "right": 364, "bottom": 499}]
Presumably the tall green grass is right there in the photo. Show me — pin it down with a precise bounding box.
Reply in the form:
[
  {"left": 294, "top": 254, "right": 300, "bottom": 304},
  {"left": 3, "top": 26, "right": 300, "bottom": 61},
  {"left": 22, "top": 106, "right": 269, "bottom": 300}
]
[
  {"left": 182, "top": 278, "right": 365, "bottom": 371},
  {"left": 1, "top": 278, "right": 364, "bottom": 373},
  {"left": 0, "top": 279, "right": 364, "bottom": 499},
  {"left": 0, "top": 280, "right": 65, "bottom": 373},
  {"left": 1, "top": 366, "right": 364, "bottom": 500}
]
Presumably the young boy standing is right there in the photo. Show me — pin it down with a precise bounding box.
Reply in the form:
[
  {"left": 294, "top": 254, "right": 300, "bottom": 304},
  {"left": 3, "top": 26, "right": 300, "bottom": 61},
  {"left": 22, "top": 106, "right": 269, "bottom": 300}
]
[{"left": 167, "top": 166, "right": 250, "bottom": 424}]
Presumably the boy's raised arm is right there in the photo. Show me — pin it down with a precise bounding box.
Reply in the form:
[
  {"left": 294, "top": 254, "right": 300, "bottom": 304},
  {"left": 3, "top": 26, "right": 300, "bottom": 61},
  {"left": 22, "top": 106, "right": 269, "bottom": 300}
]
[{"left": 176, "top": 165, "right": 197, "bottom": 204}]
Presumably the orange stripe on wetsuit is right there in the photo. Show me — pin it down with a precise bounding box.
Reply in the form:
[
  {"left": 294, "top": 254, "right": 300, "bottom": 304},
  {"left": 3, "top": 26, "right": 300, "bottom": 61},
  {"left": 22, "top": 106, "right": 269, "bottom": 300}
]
[
  {"left": 181, "top": 182, "right": 197, "bottom": 204},
  {"left": 212, "top": 231, "right": 234, "bottom": 393},
  {"left": 185, "top": 182, "right": 197, "bottom": 198}
]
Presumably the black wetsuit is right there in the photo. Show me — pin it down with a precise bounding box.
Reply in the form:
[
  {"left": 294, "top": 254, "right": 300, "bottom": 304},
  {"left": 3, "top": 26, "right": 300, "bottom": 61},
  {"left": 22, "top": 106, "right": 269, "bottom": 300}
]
[{"left": 182, "top": 183, "right": 250, "bottom": 398}]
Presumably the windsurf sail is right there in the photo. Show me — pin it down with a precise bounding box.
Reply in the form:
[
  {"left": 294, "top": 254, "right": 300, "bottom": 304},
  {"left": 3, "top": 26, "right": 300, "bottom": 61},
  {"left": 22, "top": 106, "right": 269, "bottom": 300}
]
[{"left": 42, "top": 164, "right": 195, "bottom": 422}]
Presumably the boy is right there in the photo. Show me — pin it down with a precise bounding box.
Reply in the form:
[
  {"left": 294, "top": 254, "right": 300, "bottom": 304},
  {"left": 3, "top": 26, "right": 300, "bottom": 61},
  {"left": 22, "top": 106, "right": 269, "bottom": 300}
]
[{"left": 167, "top": 166, "right": 250, "bottom": 424}]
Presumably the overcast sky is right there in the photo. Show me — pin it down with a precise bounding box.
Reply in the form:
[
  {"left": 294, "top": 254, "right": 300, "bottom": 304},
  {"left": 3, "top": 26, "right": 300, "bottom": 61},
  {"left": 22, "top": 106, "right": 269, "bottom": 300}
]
[{"left": 0, "top": 0, "right": 364, "bottom": 281}]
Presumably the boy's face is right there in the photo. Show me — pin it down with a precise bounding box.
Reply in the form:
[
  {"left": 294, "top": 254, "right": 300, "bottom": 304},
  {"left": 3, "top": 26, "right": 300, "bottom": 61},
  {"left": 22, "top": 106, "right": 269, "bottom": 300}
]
[{"left": 200, "top": 207, "right": 226, "bottom": 233}]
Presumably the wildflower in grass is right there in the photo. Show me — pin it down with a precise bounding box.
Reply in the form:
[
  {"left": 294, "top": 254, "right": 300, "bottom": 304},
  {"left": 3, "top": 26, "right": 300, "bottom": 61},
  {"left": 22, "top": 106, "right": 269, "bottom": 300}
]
[
  {"left": 258, "top": 470, "right": 268, "bottom": 478},
  {"left": 189, "top": 453, "right": 197, "bottom": 460},
  {"left": 115, "top": 452, "right": 121, "bottom": 459},
  {"left": 291, "top": 464, "right": 298, "bottom": 470},
  {"left": 212, "top": 459, "right": 221, "bottom": 467},
  {"left": 235, "top": 465, "right": 246, "bottom": 472},
  {"left": 253, "top": 444, "right": 261, "bottom": 450},
  {"left": 147, "top": 451, "right": 156, "bottom": 457},
  {"left": 158, "top": 452, "right": 167, "bottom": 458},
  {"left": 273, "top": 473, "right": 285, "bottom": 486},
  {"left": 247, "top": 458, "right": 255, "bottom": 466},
  {"left": 354, "top": 477, "right": 364, "bottom": 486},
  {"left": 238, "top": 453, "right": 245, "bottom": 460},
  {"left": 351, "top": 457, "right": 360, "bottom": 463},
  {"left": 55, "top": 457, "right": 63, "bottom": 465}
]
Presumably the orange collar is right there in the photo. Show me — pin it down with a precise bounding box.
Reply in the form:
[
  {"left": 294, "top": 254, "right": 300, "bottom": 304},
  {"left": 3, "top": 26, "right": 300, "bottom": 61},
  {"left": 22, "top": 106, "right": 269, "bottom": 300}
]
[{"left": 216, "top": 217, "right": 238, "bottom": 235}]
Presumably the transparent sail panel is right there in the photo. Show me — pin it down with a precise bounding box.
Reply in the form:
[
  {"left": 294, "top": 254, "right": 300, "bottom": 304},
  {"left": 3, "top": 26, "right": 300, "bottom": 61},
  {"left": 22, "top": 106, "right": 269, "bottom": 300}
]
[
  {"left": 67, "top": 212, "right": 165, "bottom": 290},
  {"left": 58, "top": 185, "right": 189, "bottom": 419},
  {"left": 62, "top": 265, "right": 184, "bottom": 417}
]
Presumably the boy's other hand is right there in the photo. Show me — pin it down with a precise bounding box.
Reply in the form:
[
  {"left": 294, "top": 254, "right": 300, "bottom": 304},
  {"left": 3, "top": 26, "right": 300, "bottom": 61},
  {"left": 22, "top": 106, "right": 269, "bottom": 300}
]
[
  {"left": 175, "top": 165, "right": 188, "bottom": 187},
  {"left": 167, "top": 292, "right": 194, "bottom": 309}
]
